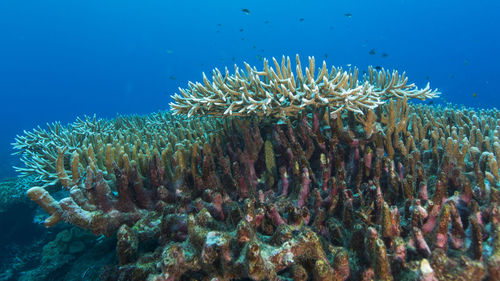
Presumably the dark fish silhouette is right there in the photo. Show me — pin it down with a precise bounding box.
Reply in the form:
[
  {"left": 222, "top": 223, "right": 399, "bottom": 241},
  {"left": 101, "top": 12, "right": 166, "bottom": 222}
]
[
  {"left": 299, "top": 18, "right": 304, "bottom": 22},
  {"left": 369, "top": 49, "right": 376, "bottom": 55},
  {"left": 374, "top": 66, "right": 382, "bottom": 71},
  {"left": 264, "top": 20, "right": 270, "bottom": 24},
  {"left": 240, "top": 29, "right": 244, "bottom": 32},
  {"left": 381, "top": 53, "right": 388, "bottom": 58},
  {"left": 344, "top": 13, "right": 352, "bottom": 18},
  {"left": 241, "top": 8, "right": 250, "bottom": 15},
  {"left": 169, "top": 75, "right": 176, "bottom": 80},
  {"left": 324, "top": 53, "right": 328, "bottom": 59}
]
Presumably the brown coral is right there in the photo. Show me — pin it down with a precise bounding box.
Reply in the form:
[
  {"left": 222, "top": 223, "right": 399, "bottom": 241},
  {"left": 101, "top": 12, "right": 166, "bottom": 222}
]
[{"left": 14, "top": 59, "right": 500, "bottom": 280}]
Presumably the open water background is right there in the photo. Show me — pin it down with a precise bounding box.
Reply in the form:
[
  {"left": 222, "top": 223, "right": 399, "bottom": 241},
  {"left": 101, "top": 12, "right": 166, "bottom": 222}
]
[{"left": 1, "top": 0, "right": 499, "bottom": 180}]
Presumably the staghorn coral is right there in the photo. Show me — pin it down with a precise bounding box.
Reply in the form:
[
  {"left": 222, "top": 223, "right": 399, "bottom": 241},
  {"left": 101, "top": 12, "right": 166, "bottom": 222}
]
[
  {"left": 13, "top": 112, "right": 225, "bottom": 189},
  {"left": 13, "top": 59, "right": 500, "bottom": 280},
  {"left": 170, "top": 55, "right": 439, "bottom": 118}
]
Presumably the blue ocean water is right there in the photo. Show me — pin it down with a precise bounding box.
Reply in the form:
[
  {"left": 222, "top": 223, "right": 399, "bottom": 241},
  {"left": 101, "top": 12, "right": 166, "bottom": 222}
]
[{"left": 0, "top": 0, "right": 498, "bottom": 181}]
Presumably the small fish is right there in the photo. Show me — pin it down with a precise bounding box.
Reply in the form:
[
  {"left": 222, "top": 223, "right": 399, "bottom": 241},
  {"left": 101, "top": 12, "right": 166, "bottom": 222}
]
[
  {"left": 299, "top": 18, "right": 304, "bottom": 22},
  {"left": 425, "top": 76, "right": 430, "bottom": 80},
  {"left": 374, "top": 65, "right": 382, "bottom": 71},
  {"left": 232, "top": 57, "right": 236, "bottom": 62},
  {"left": 450, "top": 74, "right": 455, "bottom": 78},
  {"left": 241, "top": 37, "right": 245, "bottom": 40},
  {"left": 329, "top": 25, "right": 334, "bottom": 30},
  {"left": 169, "top": 75, "right": 176, "bottom": 80},
  {"left": 165, "top": 49, "right": 174, "bottom": 54},
  {"left": 264, "top": 20, "right": 270, "bottom": 24},
  {"left": 241, "top": 8, "right": 250, "bottom": 15},
  {"left": 473, "top": 92, "right": 477, "bottom": 98},
  {"left": 252, "top": 45, "right": 256, "bottom": 49},
  {"left": 369, "top": 49, "right": 376, "bottom": 55},
  {"left": 344, "top": 13, "right": 352, "bottom": 18},
  {"left": 217, "top": 23, "right": 222, "bottom": 27},
  {"left": 346, "top": 63, "right": 352, "bottom": 67},
  {"left": 464, "top": 59, "right": 469, "bottom": 66},
  {"left": 324, "top": 53, "right": 328, "bottom": 59},
  {"left": 381, "top": 53, "right": 388, "bottom": 58},
  {"left": 240, "top": 28, "right": 244, "bottom": 32},
  {"left": 427, "top": 100, "right": 434, "bottom": 105}
]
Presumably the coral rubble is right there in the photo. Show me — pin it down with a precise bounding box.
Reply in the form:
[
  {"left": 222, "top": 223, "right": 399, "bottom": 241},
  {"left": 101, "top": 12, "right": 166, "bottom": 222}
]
[{"left": 13, "top": 57, "right": 500, "bottom": 280}]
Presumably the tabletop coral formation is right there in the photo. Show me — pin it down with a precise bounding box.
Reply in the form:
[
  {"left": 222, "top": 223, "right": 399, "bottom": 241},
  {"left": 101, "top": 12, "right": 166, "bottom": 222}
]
[
  {"left": 12, "top": 57, "right": 500, "bottom": 280},
  {"left": 170, "top": 55, "right": 439, "bottom": 118}
]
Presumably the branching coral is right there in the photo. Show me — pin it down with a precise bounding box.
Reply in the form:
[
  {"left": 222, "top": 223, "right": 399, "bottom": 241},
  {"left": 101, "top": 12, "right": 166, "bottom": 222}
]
[
  {"left": 170, "top": 55, "right": 439, "bottom": 118},
  {"left": 12, "top": 112, "right": 225, "bottom": 188},
  {"left": 12, "top": 58, "right": 500, "bottom": 281}
]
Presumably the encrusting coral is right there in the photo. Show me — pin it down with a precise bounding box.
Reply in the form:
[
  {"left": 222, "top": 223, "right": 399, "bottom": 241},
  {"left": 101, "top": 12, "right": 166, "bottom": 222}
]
[{"left": 13, "top": 56, "right": 500, "bottom": 280}]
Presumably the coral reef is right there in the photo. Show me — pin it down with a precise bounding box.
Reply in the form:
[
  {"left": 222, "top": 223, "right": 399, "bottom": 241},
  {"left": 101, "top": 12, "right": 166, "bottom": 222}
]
[
  {"left": 170, "top": 55, "right": 439, "bottom": 118},
  {"left": 13, "top": 113, "right": 225, "bottom": 189},
  {"left": 0, "top": 176, "right": 44, "bottom": 280},
  {"left": 15, "top": 226, "right": 117, "bottom": 281},
  {"left": 0, "top": 176, "right": 34, "bottom": 212},
  {"left": 13, "top": 57, "right": 500, "bottom": 280}
]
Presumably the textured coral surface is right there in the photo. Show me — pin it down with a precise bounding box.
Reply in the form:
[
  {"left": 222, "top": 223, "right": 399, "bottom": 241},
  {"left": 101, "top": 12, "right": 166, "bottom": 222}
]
[
  {"left": 170, "top": 55, "right": 439, "bottom": 118},
  {"left": 13, "top": 59, "right": 500, "bottom": 281}
]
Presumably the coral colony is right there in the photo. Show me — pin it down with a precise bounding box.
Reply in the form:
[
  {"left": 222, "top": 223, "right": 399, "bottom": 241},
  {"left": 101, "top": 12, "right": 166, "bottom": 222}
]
[{"left": 13, "top": 55, "right": 500, "bottom": 280}]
